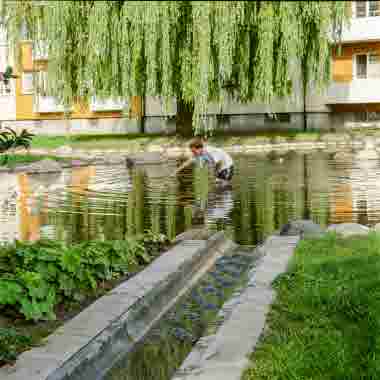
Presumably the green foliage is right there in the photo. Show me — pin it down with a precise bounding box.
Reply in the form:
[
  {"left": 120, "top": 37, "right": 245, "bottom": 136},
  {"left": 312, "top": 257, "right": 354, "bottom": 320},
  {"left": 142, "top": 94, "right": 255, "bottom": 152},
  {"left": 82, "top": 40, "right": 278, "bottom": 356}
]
[
  {"left": 0, "top": 233, "right": 167, "bottom": 321},
  {"left": 3, "top": 1, "right": 347, "bottom": 135},
  {"left": 0, "top": 128, "right": 34, "bottom": 155},
  {"left": 243, "top": 232, "right": 380, "bottom": 380},
  {"left": 0, "top": 328, "right": 32, "bottom": 364}
]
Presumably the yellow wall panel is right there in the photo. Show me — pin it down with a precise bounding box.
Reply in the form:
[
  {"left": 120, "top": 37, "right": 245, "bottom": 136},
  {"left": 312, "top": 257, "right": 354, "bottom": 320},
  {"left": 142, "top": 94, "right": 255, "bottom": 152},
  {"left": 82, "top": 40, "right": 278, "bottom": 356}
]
[
  {"left": 20, "top": 43, "right": 33, "bottom": 71},
  {"left": 15, "top": 41, "right": 143, "bottom": 122}
]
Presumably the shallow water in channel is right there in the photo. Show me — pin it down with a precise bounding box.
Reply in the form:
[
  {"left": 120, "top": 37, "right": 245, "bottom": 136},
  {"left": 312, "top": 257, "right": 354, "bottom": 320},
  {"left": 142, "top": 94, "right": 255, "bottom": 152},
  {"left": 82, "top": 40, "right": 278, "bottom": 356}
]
[{"left": 1, "top": 148, "right": 380, "bottom": 246}]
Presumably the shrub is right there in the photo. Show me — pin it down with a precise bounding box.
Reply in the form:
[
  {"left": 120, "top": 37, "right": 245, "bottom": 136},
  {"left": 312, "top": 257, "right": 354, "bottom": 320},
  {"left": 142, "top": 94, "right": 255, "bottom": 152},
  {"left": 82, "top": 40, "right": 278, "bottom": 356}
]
[
  {"left": 0, "top": 328, "right": 32, "bottom": 364},
  {"left": 0, "top": 233, "right": 168, "bottom": 321},
  {"left": 0, "top": 128, "right": 35, "bottom": 155}
]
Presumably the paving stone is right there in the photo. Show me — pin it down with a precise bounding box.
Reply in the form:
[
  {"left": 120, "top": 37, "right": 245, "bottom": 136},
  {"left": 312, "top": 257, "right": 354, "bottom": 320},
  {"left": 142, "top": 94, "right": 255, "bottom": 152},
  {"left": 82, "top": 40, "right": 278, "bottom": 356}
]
[{"left": 327, "top": 223, "right": 370, "bottom": 237}]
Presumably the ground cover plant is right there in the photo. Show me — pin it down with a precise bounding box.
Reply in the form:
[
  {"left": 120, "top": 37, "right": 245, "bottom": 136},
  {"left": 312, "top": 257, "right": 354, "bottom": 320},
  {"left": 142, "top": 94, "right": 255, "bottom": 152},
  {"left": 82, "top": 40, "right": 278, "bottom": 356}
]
[
  {"left": 0, "top": 232, "right": 168, "bottom": 365},
  {"left": 243, "top": 232, "right": 380, "bottom": 380},
  {"left": 0, "top": 153, "right": 66, "bottom": 168}
]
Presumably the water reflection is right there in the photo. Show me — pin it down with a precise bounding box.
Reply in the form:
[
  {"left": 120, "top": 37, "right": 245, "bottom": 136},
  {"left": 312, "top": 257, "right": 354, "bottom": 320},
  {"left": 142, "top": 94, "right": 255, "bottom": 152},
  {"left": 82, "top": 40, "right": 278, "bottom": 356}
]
[{"left": 2, "top": 147, "right": 380, "bottom": 245}]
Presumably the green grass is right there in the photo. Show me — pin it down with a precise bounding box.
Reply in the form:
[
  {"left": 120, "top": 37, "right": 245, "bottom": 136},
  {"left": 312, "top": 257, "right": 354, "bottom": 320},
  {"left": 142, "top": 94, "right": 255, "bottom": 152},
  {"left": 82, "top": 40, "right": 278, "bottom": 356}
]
[
  {"left": 31, "top": 135, "right": 71, "bottom": 149},
  {"left": 30, "top": 131, "right": 324, "bottom": 151},
  {"left": 0, "top": 154, "right": 66, "bottom": 169},
  {"left": 243, "top": 232, "right": 380, "bottom": 380}
]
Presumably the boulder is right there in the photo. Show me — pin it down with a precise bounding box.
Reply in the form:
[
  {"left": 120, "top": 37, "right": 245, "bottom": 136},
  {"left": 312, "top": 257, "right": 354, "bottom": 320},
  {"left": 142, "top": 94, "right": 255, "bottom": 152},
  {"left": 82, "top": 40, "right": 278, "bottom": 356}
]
[
  {"left": 280, "top": 219, "right": 325, "bottom": 238},
  {"left": 372, "top": 223, "right": 380, "bottom": 233},
  {"left": 327, "top": 223, "right": 370, "bottom": 237}
]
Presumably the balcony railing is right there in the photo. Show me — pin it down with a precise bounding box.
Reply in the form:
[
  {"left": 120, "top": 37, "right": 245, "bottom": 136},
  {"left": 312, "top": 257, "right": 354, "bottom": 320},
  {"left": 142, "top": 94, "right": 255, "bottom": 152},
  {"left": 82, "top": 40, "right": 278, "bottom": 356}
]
[
  {"left": 338, "top": 16, "right": 380, "bottom": 43},
  {"left": 33, "top": 40, "right": 48, "bottom": 60},
  {"left": 326, "top": 78, "right": 380, "bottom": 104},
  {"left": 33, "top": 95, "right": 70, "bottom": 113},
  {"left": 89, "top": 97, "right": 127, "bottom": 112}
]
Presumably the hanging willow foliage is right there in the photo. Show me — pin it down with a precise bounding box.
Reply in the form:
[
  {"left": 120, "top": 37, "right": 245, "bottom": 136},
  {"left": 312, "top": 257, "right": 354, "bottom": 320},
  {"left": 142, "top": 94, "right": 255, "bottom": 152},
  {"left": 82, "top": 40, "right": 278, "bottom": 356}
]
[{"left": 3, "top": 1, "right": 347, "bottom": 134}]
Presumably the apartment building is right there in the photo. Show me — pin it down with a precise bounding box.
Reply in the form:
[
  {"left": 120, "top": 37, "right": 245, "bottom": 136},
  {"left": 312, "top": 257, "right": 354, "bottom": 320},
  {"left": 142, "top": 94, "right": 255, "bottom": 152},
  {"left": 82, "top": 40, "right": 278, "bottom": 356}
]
[
  {"left": 2, "top": 1, "right": 380, "bottom": 134},
  {"left": 0, "top": 23, "right": 16, "bottom": 121},
  {"left": 327, "top": 0, "right": 380, "bottom": 126},
  {"left": 0, "top": 26, "right": 145, "bottom": 134}
]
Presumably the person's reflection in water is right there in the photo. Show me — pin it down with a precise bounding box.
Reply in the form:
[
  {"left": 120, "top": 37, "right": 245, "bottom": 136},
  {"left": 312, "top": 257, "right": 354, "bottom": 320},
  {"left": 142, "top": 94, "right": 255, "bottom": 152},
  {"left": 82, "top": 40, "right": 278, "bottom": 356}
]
[{"left": 192, "top": 184, "right": 234, "bottom": 229}]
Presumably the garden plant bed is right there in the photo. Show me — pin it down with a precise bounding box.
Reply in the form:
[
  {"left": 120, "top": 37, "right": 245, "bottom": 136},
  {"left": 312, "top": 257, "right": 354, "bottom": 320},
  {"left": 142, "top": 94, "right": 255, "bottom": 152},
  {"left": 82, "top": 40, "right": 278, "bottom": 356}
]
[
  {"left": 0, "top": 232, "right": 170, "bottom": 367},
  {"left": 243, "top": 232, "right": 380, "bottom": 380}
]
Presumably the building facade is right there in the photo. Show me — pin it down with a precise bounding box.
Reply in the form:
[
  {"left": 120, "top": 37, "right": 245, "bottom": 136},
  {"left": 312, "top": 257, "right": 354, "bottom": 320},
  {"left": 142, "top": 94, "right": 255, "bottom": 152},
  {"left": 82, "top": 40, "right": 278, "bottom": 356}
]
[
  {"left": 0, "top": 24, "right": 16, "bottom": 121},
  {"left": 1, "top": 2, "right": 379, "bottom": 135},
  {"left": 327, "top": 0, "right": 380, "bottom": 127}
]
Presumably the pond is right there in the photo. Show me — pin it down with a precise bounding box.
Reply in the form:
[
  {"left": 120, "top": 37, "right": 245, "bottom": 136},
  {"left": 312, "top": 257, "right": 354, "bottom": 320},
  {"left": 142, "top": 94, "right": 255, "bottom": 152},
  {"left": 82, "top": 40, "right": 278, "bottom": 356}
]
[{"left": 1, "top": 147, "right": 379, "bottom": 246}]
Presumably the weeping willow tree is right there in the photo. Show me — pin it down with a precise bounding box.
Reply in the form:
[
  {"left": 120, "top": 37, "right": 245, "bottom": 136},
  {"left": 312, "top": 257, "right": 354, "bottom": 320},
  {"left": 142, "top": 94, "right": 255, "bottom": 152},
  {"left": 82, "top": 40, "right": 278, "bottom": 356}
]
[{"left": 1, "top": 1, "right": 347, "bottom": 136}]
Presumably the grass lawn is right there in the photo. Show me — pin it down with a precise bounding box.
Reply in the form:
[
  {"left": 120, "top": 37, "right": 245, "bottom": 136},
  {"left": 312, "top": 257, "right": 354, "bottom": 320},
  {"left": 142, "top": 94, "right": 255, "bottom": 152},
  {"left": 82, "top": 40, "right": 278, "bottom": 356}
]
[
  {"left": 243, "top": 232, "right": 380, "bottom": 380},
  {"left": 0, "top": 154, "right": 67, "bottom": 169},
  {"left": 30, "top": 131, "right": 323, "bottom": 151}
]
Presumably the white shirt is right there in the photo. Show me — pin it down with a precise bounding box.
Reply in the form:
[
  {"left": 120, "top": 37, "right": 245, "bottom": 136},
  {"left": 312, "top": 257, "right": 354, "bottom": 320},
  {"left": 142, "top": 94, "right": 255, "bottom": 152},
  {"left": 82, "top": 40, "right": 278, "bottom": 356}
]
[
  {"left": 206, "top": 190, "right": 233, "bottom": 221},
  {"left": 204, "top": 146, "right": 233, "bottom": 171}
]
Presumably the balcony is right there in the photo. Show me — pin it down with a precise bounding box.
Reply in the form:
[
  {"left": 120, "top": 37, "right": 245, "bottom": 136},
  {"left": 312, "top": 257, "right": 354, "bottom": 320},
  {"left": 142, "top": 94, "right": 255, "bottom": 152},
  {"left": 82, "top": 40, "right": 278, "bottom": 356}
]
[
  {"left": 33, "top": 96, "right": 70, "bottom": 113},
  {"left": 326, "top": 78, "right": 380, "bottom": 104},
  {"left": 89, "top": 97, "right": 127, "bottom": 112},
  {"left": 339, "top": 17, "right": 380, "bottom": 43}
]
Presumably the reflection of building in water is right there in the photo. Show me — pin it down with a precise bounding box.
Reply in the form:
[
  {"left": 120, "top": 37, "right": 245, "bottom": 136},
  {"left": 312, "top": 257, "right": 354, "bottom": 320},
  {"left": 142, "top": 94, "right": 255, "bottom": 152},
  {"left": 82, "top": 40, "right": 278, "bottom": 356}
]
[
  {"left": 328, "top": 138, "right": 380, "bottom": 226},
  {"left": 0, "top": 173, "right": 19, "bottom": 242},
  {"left": 0, "top": 167, "right": 101, "bottom": 242},
  {"left": 349, "top": 138, "right": 380, "bottom": 225}
]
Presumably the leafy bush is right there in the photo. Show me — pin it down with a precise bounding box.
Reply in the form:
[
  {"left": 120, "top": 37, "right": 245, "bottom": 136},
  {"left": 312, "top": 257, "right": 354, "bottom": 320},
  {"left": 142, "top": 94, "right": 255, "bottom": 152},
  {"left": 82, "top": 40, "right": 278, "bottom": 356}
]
[
  {"left": 0, "top": 234, "right": 168, "bottom": 321},
  {"left": 0, "top": 128, "right": 35, "bottom": 154},
  {"left": 0, "top": 328, "right": 32, "bottom": 364}
]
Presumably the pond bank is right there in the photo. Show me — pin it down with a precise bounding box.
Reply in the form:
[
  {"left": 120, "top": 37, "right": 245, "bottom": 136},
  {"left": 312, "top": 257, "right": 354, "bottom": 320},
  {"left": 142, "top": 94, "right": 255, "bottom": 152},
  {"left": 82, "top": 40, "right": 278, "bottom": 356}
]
[
  {"left": 242, "top": 223, "right": 380, "bottom": 380},
  {"left": 0, "top": 233, "right": 169, "bottom": 369},
  {"left": 27, "top": 131, "right": 380, "bottom": 164},
  {"left": 0, "top": 231, "right": 230, "bottom": 380}
]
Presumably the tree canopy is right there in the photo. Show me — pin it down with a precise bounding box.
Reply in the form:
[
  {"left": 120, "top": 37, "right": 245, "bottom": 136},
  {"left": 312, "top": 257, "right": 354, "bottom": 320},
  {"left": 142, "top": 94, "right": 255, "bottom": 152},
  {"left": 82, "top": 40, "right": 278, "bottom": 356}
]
[{"left": 1, "top": 1, "right": 347, "bottom": 134}]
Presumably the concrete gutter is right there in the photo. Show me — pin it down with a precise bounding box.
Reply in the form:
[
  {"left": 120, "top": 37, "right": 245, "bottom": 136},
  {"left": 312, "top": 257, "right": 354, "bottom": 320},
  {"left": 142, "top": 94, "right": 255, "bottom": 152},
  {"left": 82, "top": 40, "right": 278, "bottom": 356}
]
[
  {"left": 171, "top": 234, "right": 300, "bottom": 380},
  {"left": 0, "top": 231, "right": 235, "bottom": 380}
]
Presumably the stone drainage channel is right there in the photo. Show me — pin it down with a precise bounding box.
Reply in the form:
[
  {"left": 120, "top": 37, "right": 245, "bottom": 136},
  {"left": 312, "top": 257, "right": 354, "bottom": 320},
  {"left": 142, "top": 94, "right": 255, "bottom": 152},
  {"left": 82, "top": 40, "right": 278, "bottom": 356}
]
[{"left": 1, "top": 231, "right": 299, "bottom": 380}]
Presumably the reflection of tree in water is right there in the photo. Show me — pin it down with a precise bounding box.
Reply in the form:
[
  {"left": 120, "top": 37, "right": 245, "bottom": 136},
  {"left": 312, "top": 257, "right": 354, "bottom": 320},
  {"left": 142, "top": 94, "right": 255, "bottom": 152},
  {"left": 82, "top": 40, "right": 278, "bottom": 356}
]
[{"left": 35, "top": 151, "right": 334, "bottom": 245}]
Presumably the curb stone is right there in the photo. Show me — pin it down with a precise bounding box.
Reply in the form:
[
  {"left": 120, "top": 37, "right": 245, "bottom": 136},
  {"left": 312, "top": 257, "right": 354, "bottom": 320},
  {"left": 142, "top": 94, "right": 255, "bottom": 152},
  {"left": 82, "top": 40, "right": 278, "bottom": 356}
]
[{"left": 0, "top": 232, "right": 232, "bottom": 380}]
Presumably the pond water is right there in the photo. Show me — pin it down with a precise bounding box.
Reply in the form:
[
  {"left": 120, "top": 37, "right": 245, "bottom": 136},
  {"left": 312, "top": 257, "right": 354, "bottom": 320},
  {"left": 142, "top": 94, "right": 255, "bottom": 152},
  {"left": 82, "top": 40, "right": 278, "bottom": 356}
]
[{"left": 1, "top": 148, "right": 380, "bottom": 246}]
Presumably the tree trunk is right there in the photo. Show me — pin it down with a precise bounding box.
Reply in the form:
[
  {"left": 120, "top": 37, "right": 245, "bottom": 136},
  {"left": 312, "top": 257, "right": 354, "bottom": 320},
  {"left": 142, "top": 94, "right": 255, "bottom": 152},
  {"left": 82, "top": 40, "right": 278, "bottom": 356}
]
[{"left": 176, "top": 98, "right": 194, "bottom": 137}]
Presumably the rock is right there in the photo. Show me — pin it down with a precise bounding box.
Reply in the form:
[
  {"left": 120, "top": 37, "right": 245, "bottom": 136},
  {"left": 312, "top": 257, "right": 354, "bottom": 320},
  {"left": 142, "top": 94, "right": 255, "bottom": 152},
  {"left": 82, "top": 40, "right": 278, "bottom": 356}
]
[
  {"left": 372, "top": 223, "right": 380, "bottom": 233},
  {"left": 54, "top": 145, "right": 73, "bottom": 155},
  {"left": 14, "top": 158, "right": 62, "bottom": 174},
  {"left": 327, "top": 223, "right": 370, "bottom": 237},
  {"left": 280, "top": 219, "right": 325, "bottom": 238}
]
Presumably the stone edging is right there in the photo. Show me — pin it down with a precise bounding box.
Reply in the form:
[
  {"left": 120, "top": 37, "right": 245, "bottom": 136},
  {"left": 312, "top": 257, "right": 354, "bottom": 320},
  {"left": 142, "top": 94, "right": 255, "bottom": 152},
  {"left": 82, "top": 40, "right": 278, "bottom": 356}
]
[
  {"left": 29, "top": 139, "right": 358, "bottom": 161},
  {"left": 0, "top": 231, "right": 234, "bottom": 380},
  {"left": 171, "top": 234, "right": 300, "bottom": 380}
]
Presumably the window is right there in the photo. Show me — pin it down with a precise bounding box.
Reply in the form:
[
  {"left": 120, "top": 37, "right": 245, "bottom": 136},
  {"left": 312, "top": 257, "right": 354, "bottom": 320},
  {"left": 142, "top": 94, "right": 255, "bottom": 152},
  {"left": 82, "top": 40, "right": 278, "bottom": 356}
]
[
  {"left": 36, "top": 71, "right": 48, "bottom": 96},
  {"left": 356, "top": 1, "right": 367, "bottom": 17},
  {"left": 354, "top": 1, "right": 380, "bottom": 17},
  {"left": 264, "top": 113, "right": 291, "bottom": 123},
  {"left": 21, "top": 72, "right": 34, "bottom": 94},
  {"left": 369, "top": 0, "right": 380, "bottom": 16},
  {"left": 356, "top": 54, "right": 367, "bottom": 78},
  {"left": 354, "top": 53, "right": 380, "bottom": 79},
  {"left": 355, "top": 111, "right": 380, "bottom": 122}
]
